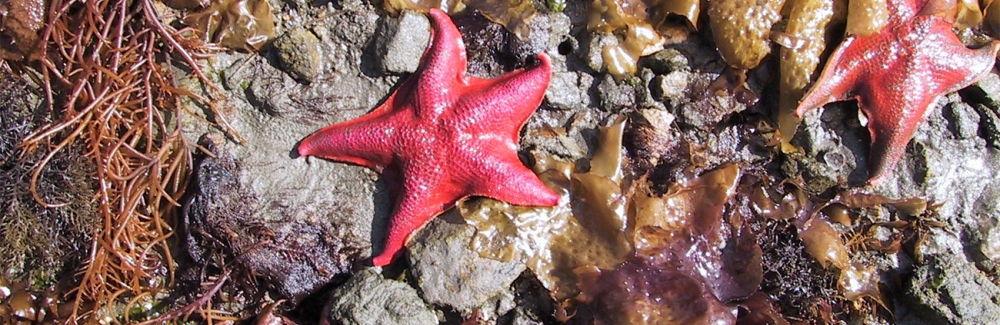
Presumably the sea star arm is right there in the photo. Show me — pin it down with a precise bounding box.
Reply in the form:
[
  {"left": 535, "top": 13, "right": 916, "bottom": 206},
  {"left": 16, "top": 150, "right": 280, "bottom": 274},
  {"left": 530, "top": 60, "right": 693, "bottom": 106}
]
[
  {"left": 411, "top": 8, "right": 469, "bottom": 119},
  {"left": 457, "top": 143, "right": 560, "bottom": 207},
  {"left": 794, "top": 37, "right": 864, "bottom": 117},
  {"left": 372, "top": 164, "right": 462, "bottom": 266},
  {"left": 297, "top": 102, "right": 399, "bottom": 171},
  {"left": 453, "top": 53, "right": 553, "bottom": 139}
]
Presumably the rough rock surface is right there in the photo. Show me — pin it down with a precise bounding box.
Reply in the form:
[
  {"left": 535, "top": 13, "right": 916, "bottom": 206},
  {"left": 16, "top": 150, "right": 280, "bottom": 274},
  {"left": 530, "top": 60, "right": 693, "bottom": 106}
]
[
  {"left": 272, "top": 28, "right": 322, "bottom": 83},
  {"left": 408, "top": 217, "right": 524, "bottom": 321},
  {"left": 902, "top": 255, "right": 1000, "bottom": 324},
  {"left": 183, "top": 133, "right": 356, "bottom": 301},
  {"left": 371, "top": 9, "right": 430, "bottom": 74},
  {"left": 166, "top": 0, "right": 1000, "bottom": 322},
  {"left": 180, "top": 6, "right": 396, "bottom": 299},
  {"left": 324, "top": 268, "right": 439, "bottom": 325}
]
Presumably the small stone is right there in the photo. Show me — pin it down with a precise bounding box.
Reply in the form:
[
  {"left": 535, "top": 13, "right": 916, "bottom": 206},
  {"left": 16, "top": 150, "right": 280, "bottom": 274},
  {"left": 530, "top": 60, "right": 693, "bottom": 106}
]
[
  {"left": 581, "top": 32, "right": 619, "bottom": 73},
  {"left": 324, "top": 268, "right": 439, "bottom": 325},
  {"left": 408, "top": 218, "right": 525, "bottom": 321},
  {"left": 373, "top": 10, "right": 431, "bottom": 74},
  {"left": 273, "top": 28, "right": 322, "bottom": 83},
  {"left": 973, "top": 104, "right": 1000, "bottom": 149},
  {"left": 677, "top": 94, "right": 744, "bottom": 129},
  {"left": 975, "top": 72, "right": 1000, "bottom": 103},
  {"left": 650, "top": 70, "right": 690, "bottom": 104},
  {"left": 639, "top": 48, "right": 690, "bottom": 74}
]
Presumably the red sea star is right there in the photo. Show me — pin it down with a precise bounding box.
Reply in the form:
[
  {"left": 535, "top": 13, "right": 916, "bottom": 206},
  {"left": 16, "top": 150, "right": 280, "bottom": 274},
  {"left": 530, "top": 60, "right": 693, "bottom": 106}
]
[
  {"left": 795, "top": 0, "right": 1000, "bottom": 185},
  {"left": 297, "top": 9, "right": 559, "bottom": 266}
]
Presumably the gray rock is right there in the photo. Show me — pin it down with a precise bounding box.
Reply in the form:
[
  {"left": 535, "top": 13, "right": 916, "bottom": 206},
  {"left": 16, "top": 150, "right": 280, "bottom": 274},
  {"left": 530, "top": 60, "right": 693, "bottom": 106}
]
[
  {"left": 325, "top": 268, "right": 439, "bottom": 325},
  {"left": 372, "top": 10, "right": 430, "bottom": 74},
  {"left": 408, "top": 217, "right": 525, "bottom": 321},
  {"left": 180, "top": 9, "right": 400, "bottom": 301},
  {"left": 596, "top": 74, "right": 635, "bottom": 112},
  {"left": 580, "top": 32, "right": 619, "bottom": 73},
  {"left": 640, "top": 48, "right": 690, "bottom": 74},
  {"left": 944, "top": 101, "right": 980, "bottom": 140},
  {"left": 546, "top": 68, "right": 593, "bottom": 110},
  {"left": 975, "top": 72, "right": 1000, "bottom": 103},
  {"left": 650, "top": 70, "right": 690, "bottom": 105},
  {"left": 903, "top": 255, "right": 1000, "bottom": 324},
  {"left": 973, "top": 103, "right": 1000, "bottom": 149},
  {"left": 183, "top": 133, "right": 355, "bottom": 302},
  {"left": 676, "top": 92, "right": 743, "bottom": 130},
  {"left": 273, "top": 28, "right": 322, "bottom": 83}
]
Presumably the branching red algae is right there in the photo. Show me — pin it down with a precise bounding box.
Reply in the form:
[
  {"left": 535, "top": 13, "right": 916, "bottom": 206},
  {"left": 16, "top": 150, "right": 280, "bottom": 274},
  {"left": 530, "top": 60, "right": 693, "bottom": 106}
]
[{"left": 1, "top": 0, "right": 230, "bottom": 320}]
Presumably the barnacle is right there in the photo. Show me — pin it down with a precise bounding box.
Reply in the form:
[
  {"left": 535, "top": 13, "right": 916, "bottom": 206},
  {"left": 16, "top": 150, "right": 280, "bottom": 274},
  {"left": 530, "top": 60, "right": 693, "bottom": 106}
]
[{"left": 183, "top": 0, "right": 275, "bottom": 50}]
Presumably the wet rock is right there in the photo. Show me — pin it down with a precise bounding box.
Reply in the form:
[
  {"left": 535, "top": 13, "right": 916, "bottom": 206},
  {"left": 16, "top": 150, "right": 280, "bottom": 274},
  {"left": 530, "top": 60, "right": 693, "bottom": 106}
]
[
  {"left": 180, "top": 8, "right": 398, "bottom": 303},
  {"left": 973, "top": 103, "right": 1000, "bottom": 149},
  {"left": 408, "top": 217, "right": 524, "bottom": 321},
  {"left": 372, "top": 10, "right": 430, "bottom": 75},
  {"left": 903, "top": 255, "right": 1000, "bottom": 324},
  {"left": 650, "top": 70, "right": 690, "bottom": 105},
  {"left": 639, "top": 48, "right": 690, "bottom": 75},
  {"left": 596, "top": 74, "right": 635, "bottom": 112},
  {"left": 676, "top": 94, "right": 743, "bottom": 130},
  {"left": 546, "top": 68, "right": 593, "bottom": 110},
  {"left": 944, "top": 101, "right": 981, "bottom": 140},
  {"left": 273, "top": 28, "right": 322, "bottom": 83},
  {"left": 183, "top": 134, "right": 356, "bottom": 302},
  {"left": 580, "top": 32, "right": 618, "bottom": 73},
  {"left": 975, "top": 72, "right": 1000, "bottom": 103},
  {"left": 786, "top": 103, "right": 870, "bottom": 189},
  {"left": 324, "top": 268, "right": 439, "bottom": 325}
]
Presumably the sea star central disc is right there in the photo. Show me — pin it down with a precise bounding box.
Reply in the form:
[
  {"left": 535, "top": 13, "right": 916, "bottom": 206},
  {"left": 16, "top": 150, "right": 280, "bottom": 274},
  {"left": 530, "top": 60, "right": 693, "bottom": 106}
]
[{"left": 297, "top": 9, "right": 559, "bottom": 266}]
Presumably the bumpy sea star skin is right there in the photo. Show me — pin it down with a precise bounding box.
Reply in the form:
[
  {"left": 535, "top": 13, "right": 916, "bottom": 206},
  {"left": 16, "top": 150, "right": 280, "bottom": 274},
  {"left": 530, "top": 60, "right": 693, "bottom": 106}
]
[
  {"left": 795, "top": 0, "right": 1000, "bottom": 185},
  {"left": 297, "top": 9, "right": 559, "bottom": 266}
]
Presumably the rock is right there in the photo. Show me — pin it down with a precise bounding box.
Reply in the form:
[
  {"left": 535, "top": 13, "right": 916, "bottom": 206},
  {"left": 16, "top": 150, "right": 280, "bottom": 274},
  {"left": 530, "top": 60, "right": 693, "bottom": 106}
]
[
  {"left": 596, "top": 74, "right": 635, "bottom": 112},
  {"left": 273, "top": 28, "right": 322, "bottom": 83},
  {"left": 676, "top": 93, "right": 743, "bottom": 130},
  {"left": 372, "top": 10, "right": 430, "bottom": 74},
  {"left": 944, "top": 101, "right": 980, "bottom": 140},
  {"left": 580, "top": 31, "right": 618, "bottom": 73},
  {"left": 650, "top": 70, "right": 690, "bottom": 105},
  {"left": 546, "top": 68, "right": 593, "bottom": 110},
  {"left": 902, "top": 255, "right": 1000, "bottom": 324},
  {"left": 324, "top": 268, "right": 439, "bottom": 325},
  {"left": 180, "top": 9, "right": 400, "bottom": 303},
  {"left": 973, "top": 103, "right": 1000, "bottom": 149},
  {"left": 639, "top": 48, "right": 690, "bottom": 74},
  {"left": 183, "top": 133, "right": 355, "bottom": 302},
  {"left": 408, "top": 217, "right": 525, "bottom": 321}
]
